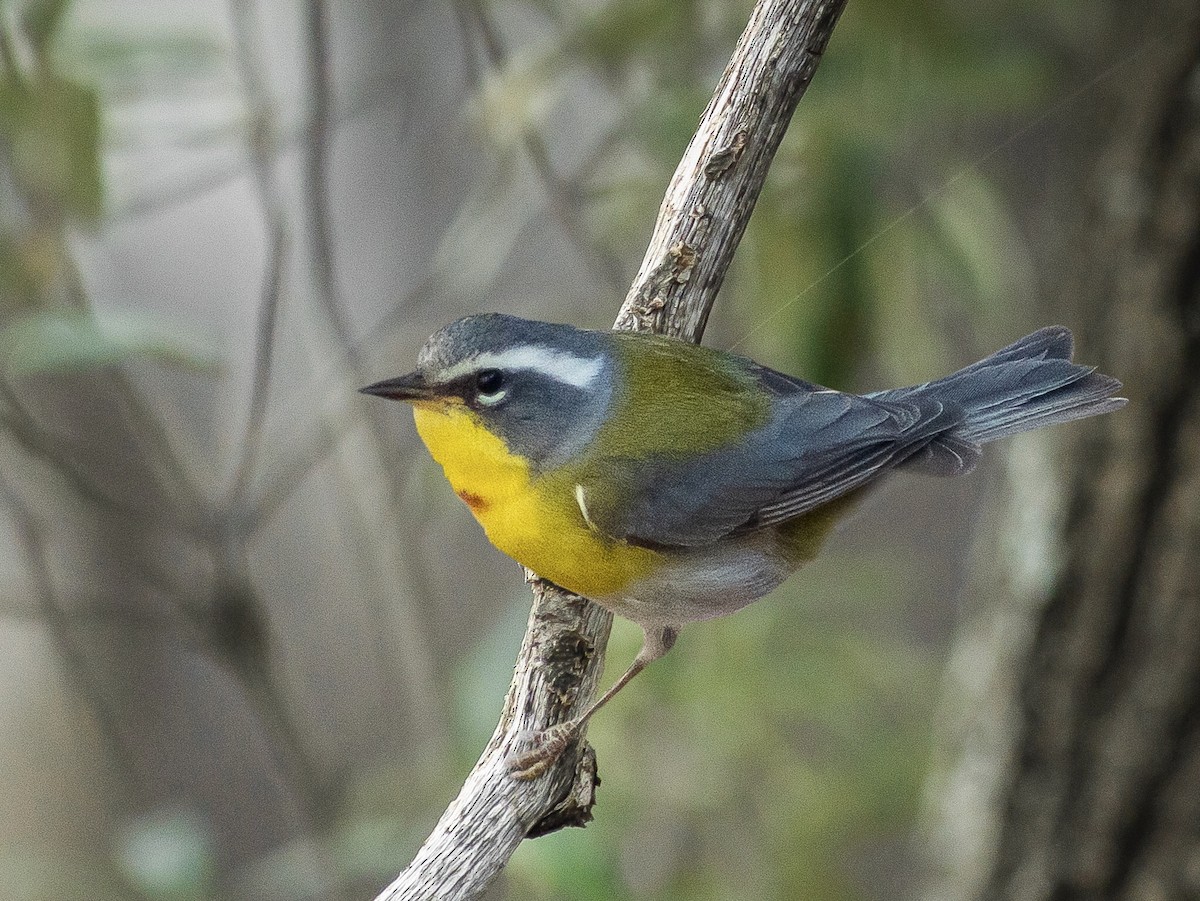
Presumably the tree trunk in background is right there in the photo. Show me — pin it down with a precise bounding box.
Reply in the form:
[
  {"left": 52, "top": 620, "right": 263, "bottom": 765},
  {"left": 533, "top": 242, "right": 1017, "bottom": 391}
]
[{"left": 957, "top": 6, "right": 1200, "bottom": 899}]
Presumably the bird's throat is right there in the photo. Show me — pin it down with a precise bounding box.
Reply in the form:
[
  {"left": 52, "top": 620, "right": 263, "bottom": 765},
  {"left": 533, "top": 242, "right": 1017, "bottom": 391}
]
[
  {"left": 412, "top": 404, "right": 528, "bottom": 509},
  {"left": 411, "top": 404, "right": 658, "bottom": 598}
]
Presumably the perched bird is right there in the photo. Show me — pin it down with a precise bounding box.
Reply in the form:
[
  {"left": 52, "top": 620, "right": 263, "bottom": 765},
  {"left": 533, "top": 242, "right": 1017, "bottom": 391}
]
[{"left": 362, "top": 314, "right": 1125, "bottom": 777}]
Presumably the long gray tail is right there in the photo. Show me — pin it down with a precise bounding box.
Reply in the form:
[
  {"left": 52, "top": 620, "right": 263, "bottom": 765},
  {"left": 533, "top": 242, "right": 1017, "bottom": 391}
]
[{"left": 876, "top": 327, "right": 1126, "bottom": 476}]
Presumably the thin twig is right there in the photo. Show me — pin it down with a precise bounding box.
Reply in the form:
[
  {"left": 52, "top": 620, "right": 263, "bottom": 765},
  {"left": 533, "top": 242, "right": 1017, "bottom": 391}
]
[
  {"left": 108, "top": 368, "right": 211, "bottom": 514},
  {"left": 109, "top": 67, "right": 415, "bottom": 223},
  {"left": 300, "top": 0, "right": 455, "bottom": 751},
  {"left": 48, "top": 243, "right": 212, "bottom": 519},
  {"left": 450, "top": 0, "right": 481, "bottom": 89},
  {"left": 0, "top": 380, "right": 201, "bottom": 532},
  {"left": 242, "top": 410, "right": 346, "bottom": 530},
  {"left": 223, "top": 2, "right": 352, "bottom": 861},
  {"left": 45, "top": 223, "right": 210, "bottom": 515},
  {"left": 377, "top": 2, "right": 849, "bottom": 898},
  {"left": 225, "top": 0, "right": 315, "bottom": 521},
  {"left": 0, "top": 469, "right": 141, "bottom": 786},
  {"left": 36, "top": 239, "right": 210, "bottom": 518},
  {"left": 465, "top": 0, "right": 629, "bottom": 295},
  {"left": 228, "top": 226, "right": 288, "bottom": 511},
  {"left": 303, "top": 0, "right": 359, "bottom": 363},
  {"left": 229, "top": 0, "right": 451, "bottom": 760}
]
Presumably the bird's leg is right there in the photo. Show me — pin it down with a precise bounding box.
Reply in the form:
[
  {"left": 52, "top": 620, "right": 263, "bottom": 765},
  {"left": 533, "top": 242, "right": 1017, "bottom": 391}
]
[{"left": 508, "top": 624, "right": 678, "bottom": 781}]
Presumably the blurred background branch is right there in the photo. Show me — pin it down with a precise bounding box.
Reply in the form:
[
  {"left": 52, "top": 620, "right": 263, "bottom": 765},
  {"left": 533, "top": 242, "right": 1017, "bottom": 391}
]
[{"left": 458, "top": 0, "right": 629, "bottom": 294}]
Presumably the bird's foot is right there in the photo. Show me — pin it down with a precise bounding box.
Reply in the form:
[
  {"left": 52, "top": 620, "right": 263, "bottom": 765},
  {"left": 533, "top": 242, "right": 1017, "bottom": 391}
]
[{"left": 507, "top": 722, "right": 578, "bottom": 781}]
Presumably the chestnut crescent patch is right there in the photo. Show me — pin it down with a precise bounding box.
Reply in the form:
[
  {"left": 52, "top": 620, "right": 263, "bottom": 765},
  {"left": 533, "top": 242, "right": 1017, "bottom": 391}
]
[{"left": 457, "top": 489, "right": 489, "bottom": 513}]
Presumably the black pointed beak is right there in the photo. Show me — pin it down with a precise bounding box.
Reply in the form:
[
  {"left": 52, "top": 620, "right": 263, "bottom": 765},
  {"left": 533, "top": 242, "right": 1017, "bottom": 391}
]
[{"left": 359, "top": 371, "right": 437, "bottom": 402}]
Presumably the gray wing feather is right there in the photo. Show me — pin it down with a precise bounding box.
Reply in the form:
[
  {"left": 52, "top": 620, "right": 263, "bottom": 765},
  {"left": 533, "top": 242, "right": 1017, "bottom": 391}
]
[{"left": 582, "top": 386, "right": 960, "bottom": 549}]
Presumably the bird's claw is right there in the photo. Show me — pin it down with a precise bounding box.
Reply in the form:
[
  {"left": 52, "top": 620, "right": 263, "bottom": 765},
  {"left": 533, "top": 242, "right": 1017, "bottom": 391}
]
[{"left": 507, "top": 722, "right": 577, "bottom": 781}]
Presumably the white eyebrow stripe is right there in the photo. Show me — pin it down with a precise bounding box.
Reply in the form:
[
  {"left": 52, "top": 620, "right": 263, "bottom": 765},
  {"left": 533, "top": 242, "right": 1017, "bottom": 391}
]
[{"left": 438, "top": 346, "right": 604, "bottom": 389}]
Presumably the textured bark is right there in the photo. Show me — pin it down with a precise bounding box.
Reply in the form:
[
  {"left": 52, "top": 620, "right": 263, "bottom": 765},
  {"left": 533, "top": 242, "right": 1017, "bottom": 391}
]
[
  {"left": 378, "top": 1, "right": 848, "bottom": 898},
  {"left": 977, "top": 9, "right": 1200, "bottom": 900}
]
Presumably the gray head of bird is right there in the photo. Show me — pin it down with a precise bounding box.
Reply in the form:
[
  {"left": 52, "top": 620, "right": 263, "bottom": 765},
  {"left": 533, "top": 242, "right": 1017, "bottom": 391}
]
[{"left": 361, "top": 313, "right": 616, "bottom": 469}]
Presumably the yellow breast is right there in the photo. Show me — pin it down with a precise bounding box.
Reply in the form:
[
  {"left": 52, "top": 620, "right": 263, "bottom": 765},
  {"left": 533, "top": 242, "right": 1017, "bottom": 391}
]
[{"left": 412, "top": 403, "right": 659, "bottom": 598}]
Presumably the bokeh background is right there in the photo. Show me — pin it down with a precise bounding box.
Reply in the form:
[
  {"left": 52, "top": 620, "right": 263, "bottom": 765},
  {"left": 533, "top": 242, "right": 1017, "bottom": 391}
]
[{"left": 0, "top": 1, "right": 1183, "bottom": 899}]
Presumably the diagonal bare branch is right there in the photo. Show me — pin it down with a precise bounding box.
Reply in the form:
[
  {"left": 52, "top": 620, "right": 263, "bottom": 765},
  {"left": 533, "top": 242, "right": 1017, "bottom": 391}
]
[{"left": 376, "top": 2, "right": 849, "bottom": 898}]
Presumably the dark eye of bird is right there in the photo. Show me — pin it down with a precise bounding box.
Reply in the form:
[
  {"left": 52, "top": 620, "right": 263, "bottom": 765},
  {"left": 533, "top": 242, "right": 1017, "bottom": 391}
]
[{"left": 476, "top": 368, "right": 504, "bottom": 396}]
